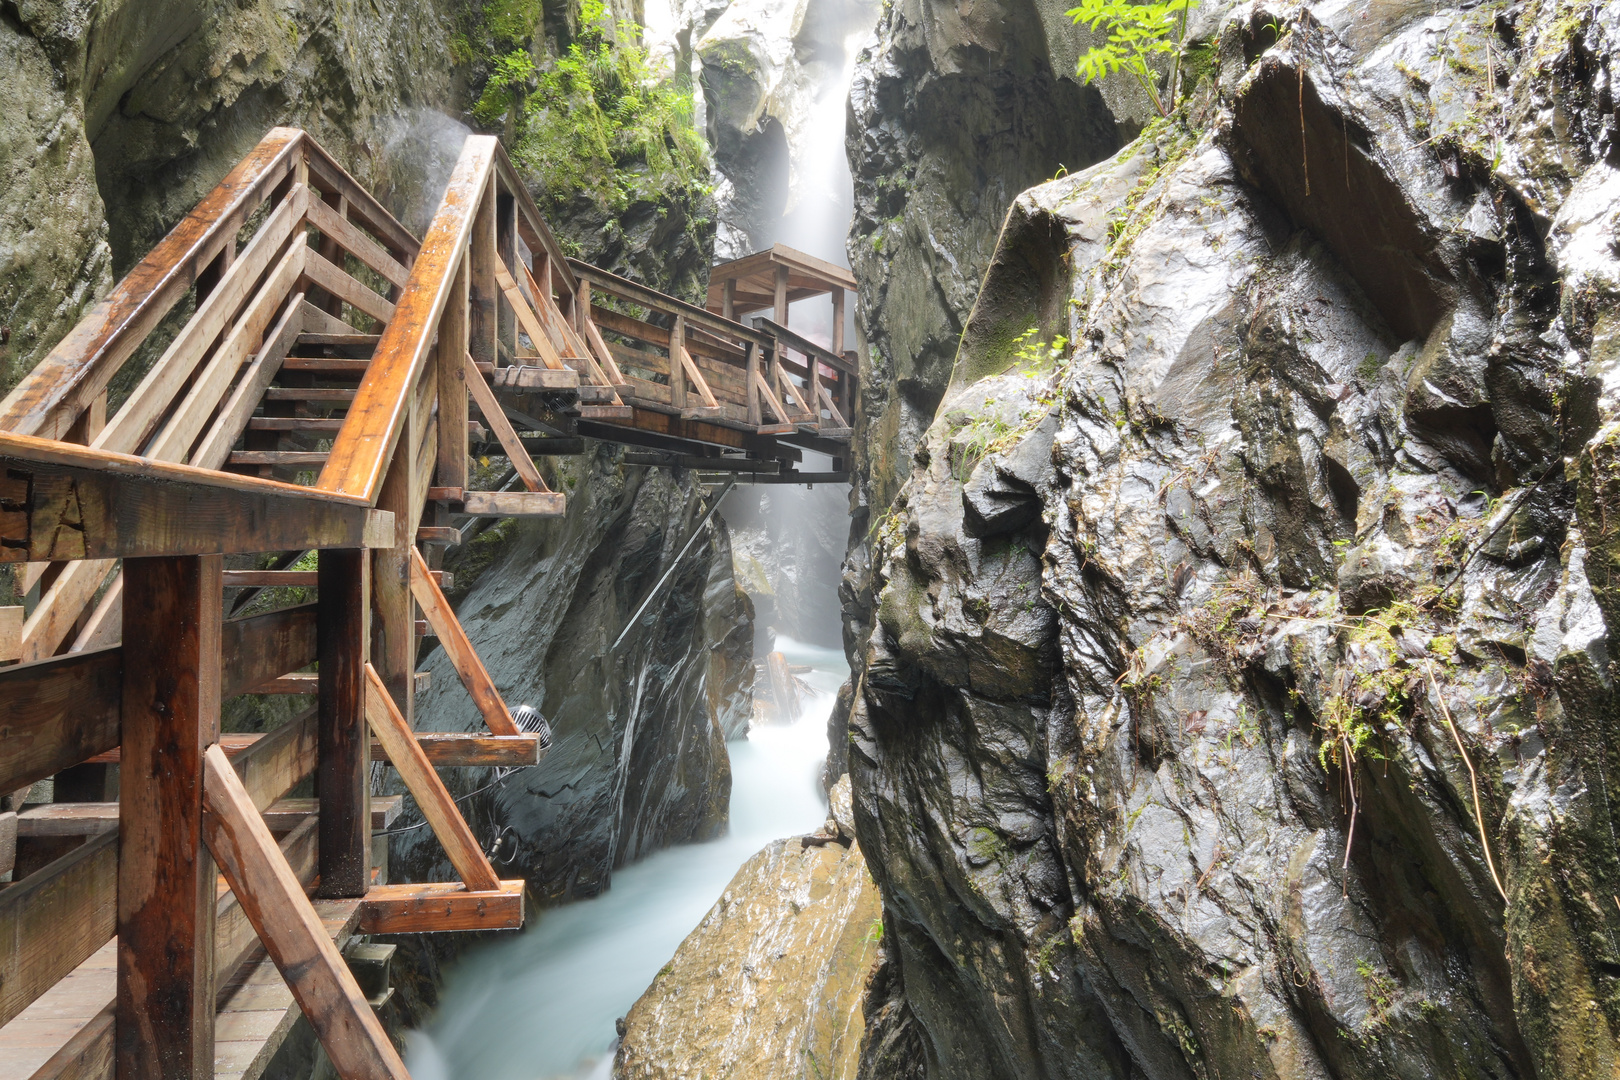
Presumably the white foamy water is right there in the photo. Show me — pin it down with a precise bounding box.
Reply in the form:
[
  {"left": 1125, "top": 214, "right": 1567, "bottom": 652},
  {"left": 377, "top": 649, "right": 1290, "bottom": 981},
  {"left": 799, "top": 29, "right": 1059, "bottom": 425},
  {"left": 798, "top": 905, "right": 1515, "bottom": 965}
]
[{"left": 406, "top": 637, "right": 846, "bottom": 1080}]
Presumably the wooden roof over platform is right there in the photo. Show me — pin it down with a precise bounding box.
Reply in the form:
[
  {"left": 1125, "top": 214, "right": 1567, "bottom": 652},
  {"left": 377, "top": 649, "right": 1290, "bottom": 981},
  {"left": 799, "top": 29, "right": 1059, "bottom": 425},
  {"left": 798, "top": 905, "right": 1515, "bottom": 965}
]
[{"left": 706, "top": 244, "right": 857, "bottom": 316}]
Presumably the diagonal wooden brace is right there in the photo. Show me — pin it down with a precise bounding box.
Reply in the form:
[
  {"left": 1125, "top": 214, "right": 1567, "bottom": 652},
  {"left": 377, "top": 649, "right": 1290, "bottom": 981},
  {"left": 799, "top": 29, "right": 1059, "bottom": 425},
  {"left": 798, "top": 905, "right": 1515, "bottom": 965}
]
[
  {"left": 463, "top": 350, "right": 550, "bottom": 493},
  {"left": 408, "top": 546, "right": 519, "bottom": 737}
]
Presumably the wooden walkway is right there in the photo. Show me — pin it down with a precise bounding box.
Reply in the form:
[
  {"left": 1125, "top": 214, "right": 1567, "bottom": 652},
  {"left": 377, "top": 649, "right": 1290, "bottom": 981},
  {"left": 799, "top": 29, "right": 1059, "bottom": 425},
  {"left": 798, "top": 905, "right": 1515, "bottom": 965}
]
[{"left": 0, "top": 124, "right": 857, "bottom": 1080}]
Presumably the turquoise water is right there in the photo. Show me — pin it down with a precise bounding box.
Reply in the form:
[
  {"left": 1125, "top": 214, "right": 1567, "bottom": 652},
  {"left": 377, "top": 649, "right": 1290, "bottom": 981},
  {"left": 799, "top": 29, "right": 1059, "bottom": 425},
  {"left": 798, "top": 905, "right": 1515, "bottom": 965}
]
[{"left": 406, "top": 637, "right": 846, "bottom": 1080}]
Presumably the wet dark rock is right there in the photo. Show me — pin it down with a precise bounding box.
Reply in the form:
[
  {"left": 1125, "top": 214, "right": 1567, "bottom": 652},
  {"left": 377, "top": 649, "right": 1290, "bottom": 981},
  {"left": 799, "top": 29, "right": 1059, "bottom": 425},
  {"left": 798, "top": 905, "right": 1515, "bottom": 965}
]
[{"left": 842, "top": 0, "right": 1620, "bottom": 1076}]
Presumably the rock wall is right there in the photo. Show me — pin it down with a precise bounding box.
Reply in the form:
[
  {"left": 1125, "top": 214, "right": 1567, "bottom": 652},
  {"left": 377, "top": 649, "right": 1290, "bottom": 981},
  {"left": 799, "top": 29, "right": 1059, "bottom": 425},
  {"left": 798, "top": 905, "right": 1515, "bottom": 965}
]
[
  {"left": 845, "top": 0, "right": 1620, "bottom": 1075},
  {"left": 0, "top": 0, "right": 468, "bottom": 396}
]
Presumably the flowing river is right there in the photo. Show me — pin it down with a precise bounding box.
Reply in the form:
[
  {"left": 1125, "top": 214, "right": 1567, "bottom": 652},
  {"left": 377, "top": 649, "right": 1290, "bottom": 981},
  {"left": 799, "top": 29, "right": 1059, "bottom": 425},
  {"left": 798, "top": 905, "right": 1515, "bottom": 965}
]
[{"left": 405, "top": 636, "right": 847, "bottom": 1080}]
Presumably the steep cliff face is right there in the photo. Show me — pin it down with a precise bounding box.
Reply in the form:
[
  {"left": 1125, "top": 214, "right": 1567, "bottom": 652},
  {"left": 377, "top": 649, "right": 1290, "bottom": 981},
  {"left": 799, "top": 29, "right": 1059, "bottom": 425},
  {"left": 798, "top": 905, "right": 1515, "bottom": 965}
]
[
  {"left": 0, "top": 0, "right": 466, "bottom": 396},
  {"left": 849, "top": 0, "right": 1620, "bottom": 1075}
]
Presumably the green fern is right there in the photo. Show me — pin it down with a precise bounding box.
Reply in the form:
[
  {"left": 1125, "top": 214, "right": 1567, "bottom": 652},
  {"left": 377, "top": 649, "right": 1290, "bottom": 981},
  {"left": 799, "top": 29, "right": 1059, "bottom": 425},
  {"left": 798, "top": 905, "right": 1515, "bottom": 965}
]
[{"left": 1069, "top": 0, "right": 1198, "bottom": 117}]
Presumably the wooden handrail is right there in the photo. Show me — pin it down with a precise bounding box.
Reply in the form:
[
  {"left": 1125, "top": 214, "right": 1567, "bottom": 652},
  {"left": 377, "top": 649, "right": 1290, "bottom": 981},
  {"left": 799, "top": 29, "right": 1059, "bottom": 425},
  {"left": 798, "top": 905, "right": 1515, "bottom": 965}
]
[
  {"left": 567, "top": 259, "right": 771, "bottom": 347},
  {"left": 316, "top": 136, "right": 499, "bottom": 502},
  {"left": 0, "top": 129, "right": 305, "bottom": 441},
  {"left": 751, "top": 317, "right": 858, "bottom": 376}
]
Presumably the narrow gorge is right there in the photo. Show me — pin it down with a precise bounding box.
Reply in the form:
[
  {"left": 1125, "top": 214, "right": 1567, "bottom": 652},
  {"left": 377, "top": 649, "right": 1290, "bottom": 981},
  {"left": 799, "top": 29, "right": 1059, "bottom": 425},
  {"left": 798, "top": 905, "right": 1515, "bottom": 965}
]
[{"left": 6, "top": 0, "right": 1620, "bottom": 1077}]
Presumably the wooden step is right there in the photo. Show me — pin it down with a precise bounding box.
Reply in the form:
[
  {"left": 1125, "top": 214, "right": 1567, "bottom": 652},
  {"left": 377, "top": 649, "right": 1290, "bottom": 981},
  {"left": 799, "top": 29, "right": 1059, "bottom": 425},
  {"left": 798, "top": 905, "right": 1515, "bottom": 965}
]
[
  {"left": 244, "top": 418, "right": 486, "bottom": 437},
  {"left": 261, "top": 388, "right": 358, "bottom": 402},
  {"left": 493, "top": 366, "right": 580, "bottom": 390},
  {"left": 223, "top": 570, "right": 450, "bottom": 589},
  {"left": 577, "top": 405, "right": 633, "bottom": 419},
  {"left": 246, "top": 670, "right": 434, "bottom": 695},
  {"left": 15, "top": 796, "right": 403, "bottom": 838},
  {"left": 89, "top": 730, "right": 537, "bottom": 768},
  {"left": 227, "top": 451, "right": 328, "bottom": 467},
  {"left": 577, "top": 385, "right": 621, "bottom": 403},
  {"left": 296, "top": 333, "right": 380, "bottom": 347},
  {"left": 460, "top": 491, "right": 566, "bottom": 517},
  {"left": 358, "top": 879, "right": 525, "bottom": 935},
  {"left": 278, "top": 358, "right": 371, "bottom": 376}
]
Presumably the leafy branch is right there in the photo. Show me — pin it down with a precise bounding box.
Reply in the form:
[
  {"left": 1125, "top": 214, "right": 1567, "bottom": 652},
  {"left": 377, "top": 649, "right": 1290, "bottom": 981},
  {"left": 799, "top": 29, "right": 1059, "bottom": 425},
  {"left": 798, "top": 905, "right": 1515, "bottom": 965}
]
[{"left": 1069, "top": 0, "right": 1198, "bottom": 117}]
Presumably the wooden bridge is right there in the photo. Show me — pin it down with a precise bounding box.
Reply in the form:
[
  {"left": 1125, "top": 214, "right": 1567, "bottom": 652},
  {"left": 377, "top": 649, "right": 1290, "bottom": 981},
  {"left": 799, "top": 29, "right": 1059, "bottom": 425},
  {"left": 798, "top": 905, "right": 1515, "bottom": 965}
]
[{"left": 0, "top": 127, "right": 854, "bottom": 1080}]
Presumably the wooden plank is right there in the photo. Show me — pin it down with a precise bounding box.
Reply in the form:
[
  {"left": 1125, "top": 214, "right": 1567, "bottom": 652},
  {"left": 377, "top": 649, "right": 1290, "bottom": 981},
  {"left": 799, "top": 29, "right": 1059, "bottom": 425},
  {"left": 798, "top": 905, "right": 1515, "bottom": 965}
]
[
  {"left": 0, "top": 830, "right": 117, "bottom": 1030},
  {"left": 752, "top": 368, "right": 792, "bottom": 425},
  {"left": 464, "top": 351, "right": 549, "bottom": 493},
  {"left": 0, "top": 646, "right": 122, "bottom": 798},
  {"left": 191, "top": 290, "right": 307, "bottom": 471},
  {"left": 494, "top": 366, "right": 581, "bottom": 390},
  {"left": 679, "top": 346, "right": 719, "bottom": 409},
  {"left": 118, "top": 554, "right": 221, "bottom": 1079},
  {"left": 200, "top": 744, "right": 410, "bottom": 1080},
  {"left": 303, "top": 249, "right": 396, "bottom": 326},
  {"left": 226, "top": 451, "right": 329, "bottom": 466},
  {"left": 261, "top": 387, "right": 356, "bottom": 402},
  {"left": 19, "top": 997, "right": 114, "bottom": 1080},
  {"left": 746, "top": 341, "right": 762, "bottom": 425},
  {"left": 417, "top": 526, "right": 461, "bottom": 545},
  {"left": 278, "top": 357, "right": 370, "bottom": 376},
  {"left": 235, "top": 709, "right": 319, "bottom": 813},
  {"left": 408, "top": 547, "right": 519, "bottom": 735},
  {"left": 93, "top": 187, "right": 309, "bottom": 461},
  {"left": 370, "top": 733, "right": 541, "bottom": 768},
  {"left": 221, "top": 602, "right": 318, "bottom": 699},
  {"left": 0, "top": 129, "right": 303, "bottom": 441},
  {"left": 302, "top": 141, "right": 419, "bottom": 265},
  {"left": 304, "top": 195, "right": 411, "bottom": 290},
  {"left": 437, "top": 259, "right": 471, "bottom": 493},
  {"left": 144, "top": 238, "right": 309, "bottom": 466},
  {"left": 317, "top": 137, "right": 497, "bottom": 502},
  {"left": 459, "top": 491, "right": 566, "bottom": 517},
  {"left": 11, "top": 797, "right": 400, "bottom": 838},
  {"left": 669, "top": 314, "right": 687, "bottom": 411},
  {"left": 493, "top": 263, "right": 566, "bottom": 370},
  {"left": 317, "top": 548, "right": 370, "bottom": 899},
  {"left": 0, "top": 433, "right": 380, "bottom": 563},
  {"left": 364, "top": 663, "right": 500, "bottom": 890},
  {"left": 0, "top": 604, "right": 24, "bottom": 661},
  {"left": 358, "top": 879, "right": 524, "bottom": 935}
]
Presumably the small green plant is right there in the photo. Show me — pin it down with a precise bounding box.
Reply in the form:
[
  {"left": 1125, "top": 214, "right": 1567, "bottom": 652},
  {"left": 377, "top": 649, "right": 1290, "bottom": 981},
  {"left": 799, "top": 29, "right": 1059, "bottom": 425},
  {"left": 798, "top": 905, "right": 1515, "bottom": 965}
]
[
  {"left": 1069, "top": 0, "right": 1199, "bottom": 116},
  {"left": 1356, "top": 958, "right": 1398, "bottom": 1029}
]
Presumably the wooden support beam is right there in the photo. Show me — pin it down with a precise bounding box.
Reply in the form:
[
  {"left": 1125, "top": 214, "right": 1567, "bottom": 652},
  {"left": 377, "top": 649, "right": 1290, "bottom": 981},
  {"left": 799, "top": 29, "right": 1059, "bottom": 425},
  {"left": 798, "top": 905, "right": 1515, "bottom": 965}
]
[
  {"left": 773, "top": 264, "right": 790, "bottom": 327},
  {"left": 669, "top": 314, "right": 687, "bottom": 411},
  {"left": 831, "top": 286, "right": 845, "bottom": 355},
  {"left": 417, "top": 526, "right": 462, "bottom": 546},
  {"left": 464, "top": 351, "right": 550, "bottom": 494},
  {"left": 370, "top": 733, "right": 542, "bottom": 768},
  {"left": 0, "top": 647, "right": 120, "bottom": 795},
  {"left": 118, "top": 554, "right": 222, "bottom": 1080},
  {"left": 408, "top": 547, "right": 519, "bottom": 735},
  {"left": 0, "top": 432, "right": 388, "bottom": 563},
  {"left": 493, "top": 262, "right": 566, "bottom": 370},
  {"left": 722, "top": 278, "right": 736, "bottom": 320},
  {"left": 438, "top": 258, "right": 472, "bottom": 497},
  {"left": 359, "top": 880, "right": 524, "bottom": 935},
  {"left": 746, "top": 341, "right": 762, "bottom": 426},
  {"left": 317, "top": 547, "right": 370, "bottom": 898},
  {"left": 364, "top": 664, "right": 500, "bottom": 890},
  {"left": 201, "top": 744, "right": 410, "bottom": 1080},
  {"left": 751, "top": 368, "right": 793, "bottom": 425},
  {"left": 819, "top": 382, "right": 850, "bottom": 429},
  {"left": 371, "top": 443, "right": 415, "bottom": 730}
]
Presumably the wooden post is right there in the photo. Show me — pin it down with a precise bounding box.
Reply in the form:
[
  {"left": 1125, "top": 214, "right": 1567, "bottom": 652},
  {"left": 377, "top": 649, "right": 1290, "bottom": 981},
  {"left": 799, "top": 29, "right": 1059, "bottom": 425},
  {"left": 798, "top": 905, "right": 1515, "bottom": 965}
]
[
  {"left": 118, "top": 554, "right": 222, "bottom": 1080},
  {"left": 372, "top": 446, "right": 413, "bottom": 726},
  {"left": 436, "top": 258, "right": 471, "bottom": 492},
  {"left": 317, "top": 547, "right": 371, "bottom": 898},
  {"left": 469, "top": 184, "right": 498, "bottom": 370},
  {"left": 315, "top": 192, "right": 346, "bottom": 317},
  {"left": 831, "top": 286, "right": 845, "bottom": 355},
  {"left": 773, "top": 264, "right": 789, "bottom": 327},
  {"left": 535, "top": 250, "right": 551, "bottom": 307},
  {"left": 496, "top": 191, "right": 517, "bottom": 364},
  {"left": 574, "top": 278, "right": 590, "bottom": 335},
  {"left": 723, "top": 278, "right": 736, "bottom": 321},
  {"left": 669, "top": 313, "right": 687, "bottom": 411},
  {"left": 746, "top": 341, "right": 761, "bottom": 426}
]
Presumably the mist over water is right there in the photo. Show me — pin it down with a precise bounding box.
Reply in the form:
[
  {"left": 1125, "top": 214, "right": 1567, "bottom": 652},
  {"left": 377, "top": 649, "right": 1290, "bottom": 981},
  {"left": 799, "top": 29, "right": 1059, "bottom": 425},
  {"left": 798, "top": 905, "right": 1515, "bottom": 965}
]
[{"left": 405, "top": 638, "right": 847, "bottom": 1080}]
